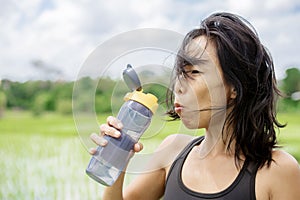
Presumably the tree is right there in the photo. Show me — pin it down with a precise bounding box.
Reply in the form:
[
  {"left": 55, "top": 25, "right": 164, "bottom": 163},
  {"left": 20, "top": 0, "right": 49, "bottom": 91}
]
[
  {"left": 56, "top": 99, "right": 72, "bottom": 115},
  {"left": 32, "top": 93, "right": 51, "bottom": 116},
  {"left": 279, "top": 67, "right": 300, "bottom": 111},
  {"left": 0, "top": 91, "right": 6, "bottom": 118},
  {"left": 282, "top": 68, "right": 300, "bottom": 96}
]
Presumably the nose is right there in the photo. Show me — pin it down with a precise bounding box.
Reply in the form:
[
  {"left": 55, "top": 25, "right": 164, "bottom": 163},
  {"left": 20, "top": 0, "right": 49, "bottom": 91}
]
[{"left": 174, "top": 75, "right": 185, "bottom": 94}]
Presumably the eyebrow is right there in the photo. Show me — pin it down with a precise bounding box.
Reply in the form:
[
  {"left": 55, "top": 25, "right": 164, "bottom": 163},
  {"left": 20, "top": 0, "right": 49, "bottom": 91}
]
[{"left": 183, "top": 56, "right": 209, "bottom": 67}]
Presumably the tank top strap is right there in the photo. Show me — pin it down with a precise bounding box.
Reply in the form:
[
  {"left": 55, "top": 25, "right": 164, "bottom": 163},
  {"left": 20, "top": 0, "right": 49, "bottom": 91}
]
[
  {"left": 165, "top": 136, "right": 204, "bottom": 184},
  {"left": 178, "top": 136, "right": 205, "bottom": 159},
  {"left": 245, "top": 160, "right": 260, "bottom": 200}
]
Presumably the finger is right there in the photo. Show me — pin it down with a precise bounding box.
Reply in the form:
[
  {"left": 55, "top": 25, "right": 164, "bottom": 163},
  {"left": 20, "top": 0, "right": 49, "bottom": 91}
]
[
  {"left": 100, "top": 124, "right": 121, "bottom": 138},
  {"left": 107, "top": 116, "right": 123, "bottom": 129},
  {"left": 88, "top": 147, "right": 97, "bottom": 155},
  {"left": 90, "top": 132, "right": 107, "bottom": 146},
  {"left": 133, "top": 142, "right": 143, "bottom": 153}
]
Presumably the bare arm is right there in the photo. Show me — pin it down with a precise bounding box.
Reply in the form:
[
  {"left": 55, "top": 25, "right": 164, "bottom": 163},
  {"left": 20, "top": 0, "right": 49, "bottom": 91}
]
[{"left": 103, "top": 172, "right": 126, "bottom": 200}]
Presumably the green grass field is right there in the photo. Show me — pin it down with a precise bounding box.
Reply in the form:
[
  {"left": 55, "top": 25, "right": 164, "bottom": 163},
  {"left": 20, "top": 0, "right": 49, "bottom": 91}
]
[{"left": 0, "top": 111, "right": 299, "bottom": 199}]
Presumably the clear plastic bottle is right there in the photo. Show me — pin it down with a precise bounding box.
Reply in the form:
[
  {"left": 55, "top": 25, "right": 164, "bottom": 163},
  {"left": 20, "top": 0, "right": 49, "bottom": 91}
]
[{"left": 86, "top": 65, "right": 158, "bottom": 186}]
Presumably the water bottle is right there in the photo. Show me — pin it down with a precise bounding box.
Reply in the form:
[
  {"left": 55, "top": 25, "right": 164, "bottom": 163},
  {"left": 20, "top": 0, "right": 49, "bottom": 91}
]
[{"left": 86, "top": 64, "right": 158, "bottom": 186}]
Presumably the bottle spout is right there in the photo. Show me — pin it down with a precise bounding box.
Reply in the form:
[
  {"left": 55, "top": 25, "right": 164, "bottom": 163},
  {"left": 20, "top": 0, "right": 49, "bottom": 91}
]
[{"left": 123, "top": 64, "right": 142, "bottom": 92}]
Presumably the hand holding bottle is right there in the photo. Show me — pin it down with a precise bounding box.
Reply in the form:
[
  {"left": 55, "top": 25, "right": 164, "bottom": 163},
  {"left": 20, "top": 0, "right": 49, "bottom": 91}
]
[{"left": 89, "top": 116, "right": 144, "bottom": 155}]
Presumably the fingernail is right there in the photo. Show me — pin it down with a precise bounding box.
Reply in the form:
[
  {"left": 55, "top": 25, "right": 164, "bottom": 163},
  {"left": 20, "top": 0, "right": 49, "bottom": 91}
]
[
  {"left": 88, "top": 148, "right": 95, "bottom": 154},
  {"left": 136, "top": 143, "right": 141, "bottom": 151},
  {"left": 101, "top": 140, "right": 108, "bottom": 146}
]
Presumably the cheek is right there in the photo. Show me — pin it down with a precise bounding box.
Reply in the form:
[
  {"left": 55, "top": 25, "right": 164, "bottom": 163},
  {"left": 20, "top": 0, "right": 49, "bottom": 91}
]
[
  {"left": 203, "top": 76, "right": 227, "bottom": 107},
  {"left": 193, "top": 78, "right": 212, "bottom": 108}
]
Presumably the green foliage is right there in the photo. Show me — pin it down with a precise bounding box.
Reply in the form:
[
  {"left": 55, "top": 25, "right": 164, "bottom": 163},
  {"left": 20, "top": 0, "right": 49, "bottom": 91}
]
[
  {"left": 96, "top": 77, "right": 116, "bottom": 94},
  {"left": 1, "top": 79, "right": 74, "bottom": 115},
  {"left": 56, "top": 99, "right": 72, "bottom": 115},
  {"left": 32, "top": 93, "right": 51, "bottom": 116},
  {"left": 73, "top": 77, "right": 97, "bottom": 113},
  {"left": 0, "top": 91, "right": 7, "bottom": 107},
  {"left": 0, "top": 91, "right": 7, "bottom": 118},
  {"left": 278, "top": 67, "right": 300, "bottom": 112},
  {"left": 282, "top": 68, "right": 300, "bottom": 95},
  {"left": 95, "top": 94, "right": 112, "bottom": 113}
]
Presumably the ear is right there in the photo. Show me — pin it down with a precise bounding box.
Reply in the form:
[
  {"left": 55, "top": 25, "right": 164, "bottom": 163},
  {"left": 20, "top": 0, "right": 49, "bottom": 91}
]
[{"left": 230, "top": 87, "right": 237, "bottom": 99}]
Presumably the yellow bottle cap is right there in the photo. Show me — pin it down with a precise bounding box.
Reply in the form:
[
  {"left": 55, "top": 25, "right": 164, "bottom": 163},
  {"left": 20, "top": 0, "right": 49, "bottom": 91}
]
[{"left": 124, "top": 90, "right": 158, "bottom": 114}]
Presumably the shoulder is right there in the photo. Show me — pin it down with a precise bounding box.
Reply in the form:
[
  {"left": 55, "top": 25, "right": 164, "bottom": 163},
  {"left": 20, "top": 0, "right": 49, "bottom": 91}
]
[
  {"left": 272, "top": 150, "right": 299, "bottom": 167},
  {"left": 158, "top": 134, "right": 196, "bottom": 151},
  {"left": 153, "top": 134, "right": 196, "bottom": 169},
  {"left": 269, "top": 150, "right": 300, "bottom": 178},
  {"left": 257, "top": 150, "right": 300, "bottom": 200}
]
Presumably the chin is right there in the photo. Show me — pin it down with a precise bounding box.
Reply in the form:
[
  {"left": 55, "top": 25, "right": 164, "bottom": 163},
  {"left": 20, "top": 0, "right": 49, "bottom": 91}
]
[{"left": 181, "top": 118, "right": 200, "bottom": 129}]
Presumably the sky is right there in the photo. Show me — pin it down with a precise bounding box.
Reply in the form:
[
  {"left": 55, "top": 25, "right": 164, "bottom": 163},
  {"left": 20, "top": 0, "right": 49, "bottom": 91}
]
[{"left": 1, "top": 0, "right": 300, "bottom": 81}]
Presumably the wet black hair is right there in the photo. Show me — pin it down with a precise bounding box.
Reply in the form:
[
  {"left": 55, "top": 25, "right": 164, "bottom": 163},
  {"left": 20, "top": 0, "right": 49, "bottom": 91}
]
[{"left": 167, "top": 12, "right": 285, "bottom": 168}]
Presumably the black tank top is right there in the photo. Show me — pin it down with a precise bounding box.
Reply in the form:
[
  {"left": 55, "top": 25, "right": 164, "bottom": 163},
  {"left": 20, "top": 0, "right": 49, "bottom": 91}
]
[{"left": 164, "top": 136, "right": 259, "bottom": 200}]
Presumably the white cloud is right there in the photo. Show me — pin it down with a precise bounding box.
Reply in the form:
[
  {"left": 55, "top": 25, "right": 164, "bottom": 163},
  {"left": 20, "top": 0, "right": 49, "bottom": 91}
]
[{"left": 0, "top": 0, "right": 299, "bottom": 81}]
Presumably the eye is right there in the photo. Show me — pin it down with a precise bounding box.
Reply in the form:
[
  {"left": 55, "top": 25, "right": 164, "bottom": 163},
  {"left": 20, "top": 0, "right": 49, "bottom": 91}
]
[
  {"left": 191, "top": 70, "right": 201, "bottom": 74},
  {"left": 185, "top": 69, "right": 201, "bottom": 75}
]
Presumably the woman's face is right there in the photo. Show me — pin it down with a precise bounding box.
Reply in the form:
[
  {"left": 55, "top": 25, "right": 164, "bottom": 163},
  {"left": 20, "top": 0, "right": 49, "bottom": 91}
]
[{"left": 174, "top": 36, "right": 232, "bottom": 129}]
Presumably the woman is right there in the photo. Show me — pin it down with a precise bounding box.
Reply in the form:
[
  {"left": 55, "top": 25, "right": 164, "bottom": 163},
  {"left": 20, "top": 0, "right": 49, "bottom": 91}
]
[{"left": 90, "top": 12, "right": 300, "bottom": 199}]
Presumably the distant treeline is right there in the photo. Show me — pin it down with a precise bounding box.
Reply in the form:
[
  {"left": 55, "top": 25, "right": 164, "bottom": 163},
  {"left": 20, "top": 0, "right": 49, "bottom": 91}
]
[
  {"left": 0, "top": 76, "right": 168, "bottom": 116},
  {"left": 0, "top": 67, "right": 299, "bottom": 117}
]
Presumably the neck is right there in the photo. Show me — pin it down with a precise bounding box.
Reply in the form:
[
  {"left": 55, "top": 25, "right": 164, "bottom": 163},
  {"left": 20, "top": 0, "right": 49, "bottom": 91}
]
[
  {"left": 198, "top": 112, "right": 235, "bottom": 159},
  {"left": 201, "top": 131, "right": 234, "bottom": 157}
]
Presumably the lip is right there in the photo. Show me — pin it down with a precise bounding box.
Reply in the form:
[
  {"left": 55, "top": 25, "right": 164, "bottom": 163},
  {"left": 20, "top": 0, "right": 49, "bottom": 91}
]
[{"left": 174, "top": 103, "right": 183, "bottom": 113}]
